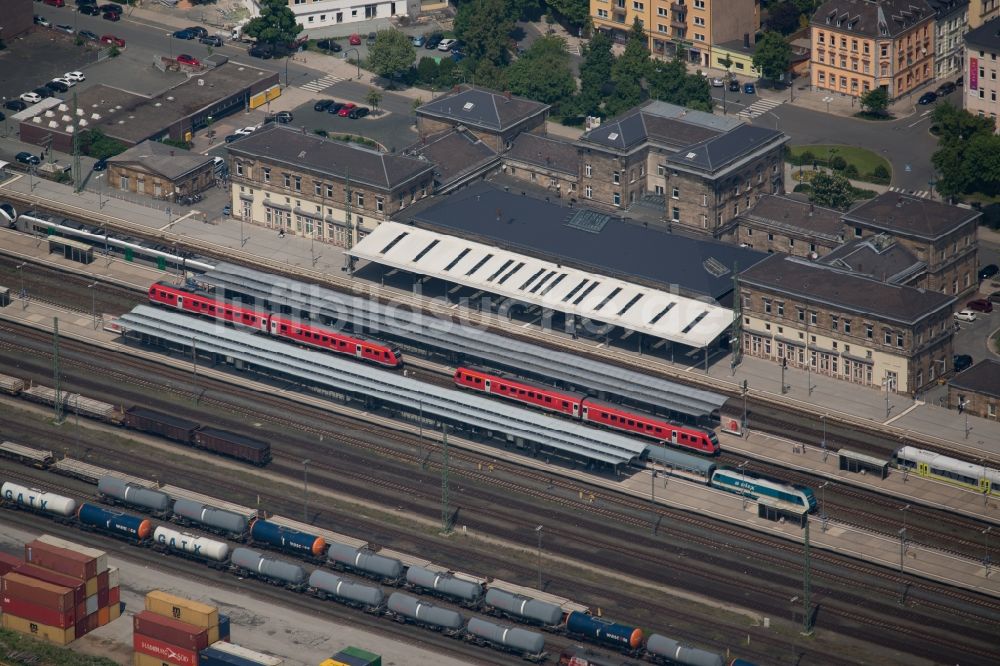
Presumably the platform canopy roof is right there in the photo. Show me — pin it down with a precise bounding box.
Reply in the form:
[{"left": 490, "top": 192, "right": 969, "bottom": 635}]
[{"left": 348, "top": 222, "right": 733, "bottom": 349}]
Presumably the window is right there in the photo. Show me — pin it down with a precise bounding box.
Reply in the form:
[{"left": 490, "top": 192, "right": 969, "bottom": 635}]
[
  {"left": 632, "top": 0, "right": 643, "bottom": 8},
  {"left": 832, "top": 316, "right": 839, "bottom": 331},
  {"left": 293, "top": 176, "right": 301, "bottom": 192},
  {"left": 119, "top": 175, "right": 129, "bottom": 189},
  {"left": 764, "top": 298, "right": 772, "bottom": 314},
  {"left": 356, "top": 192, "right": 364, "bottom": 207},
  {"left": 747, "top": 228, "right": 753, "bottom": 236},
  {"left": 855, "top": 226, "right": 863, "bottom": 238},
  {"left": 283, "top": 173, "right": 291, "bottom": 188},
  {"left": 810, "top": 311, "right": 817, "bottom": 325},
  {"left": 376, "top": 196, "right": 384, "bottom": 212},
  {"left": 314, "top": 181, "right": 321, "bottom": 196},
  {"left": 656, "top": 164, "right": 664, "bottom": 176},
  {"left": 884, "top": 329, "right": 892, "bottom": 344},
  {"left": 585, "top": 185, "right": 592, "bottom": 198},
  {"left": 694, "top": 17, "right": 704, "bottom": 26},
  {"left": 585, "top": 164, "right": 592, "bottom": 177},
  {"left": 236, "top": 162, "right": 244, "bottom": 176},
  {"left": 326, "top": 184, "right": 334, "bottom": 198},
  {"left": 672, "top": 187, "right": 679, "bottom": 199},
  {"left": 789, "top": 238, "right": 795, "bottom": 248},
  {"left": 777, "top": 302, "right": 784, "bottom": 316},
  {"left": 613, "top": 171, "right": 620, "bottom": 184},
  {"left": 702, "top": 194, "right": 708, "bottom": 206},
  {"left": 797, "top": 307, "right": 804, "bottom": 321},
  {"left": 866, "top": 324, "right": 874, "bottom": 339},
  {"left": 613, "top": 192, "right": 621, "bottom": 206},
  {"left": 671, "top": 206, "right": 680, "bottom": 221},
  {"left": 897, "top": 334, "right": 904, "bottom": 348}
]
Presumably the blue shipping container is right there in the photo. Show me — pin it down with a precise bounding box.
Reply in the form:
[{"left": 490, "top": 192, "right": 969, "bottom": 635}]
[
  {"left": 198, "top": 646, "right": 277, "bottom": 666},
  {"left": 250, "top": 519, "right": 325, "bottom": 557},
  {"left": 219, "top": 613, "right": 231, "bottom": 641}
]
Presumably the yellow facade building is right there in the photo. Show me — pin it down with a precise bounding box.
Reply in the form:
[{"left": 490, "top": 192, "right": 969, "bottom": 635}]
[{"left": 811, "top": 0, "right": 936, "bottom": 99}]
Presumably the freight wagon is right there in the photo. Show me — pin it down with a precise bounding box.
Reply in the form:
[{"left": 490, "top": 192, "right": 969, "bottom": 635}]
[{"left": 124, "top": 407, "right": 272, "bottom": 466}]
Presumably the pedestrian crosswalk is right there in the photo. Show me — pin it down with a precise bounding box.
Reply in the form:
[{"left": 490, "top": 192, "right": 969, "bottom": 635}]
[
  {"left": 300, "top": 73, "right": 346, "bottom": 93},
  {"left": 888, "top": 186, "right": 931, "bottom": 198},
  {"left": 738, "top": 97, "right": 783, "bottom": 118}
]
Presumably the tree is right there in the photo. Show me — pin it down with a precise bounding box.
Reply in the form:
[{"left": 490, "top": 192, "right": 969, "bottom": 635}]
[
  {"left": 416, "top": 56, "right": 439, "bottom": 86},
  {"left": 608, "top": 18, "right": 650, "bottom": 115},
  {"left": 809, "top": 172, "right": 854, "bottom": 210},
  {"left": 243, "top": 0, "right": 302, "bottom": 46},
  {"left": 546, "top": 0, "right": 589, "bottom": 28},
  {"left": 367, "top": 29, "right": 415, "bottom": 80},
  {"left": 78, "top": 129, "right": 127, "bottom": 160},
  {"left": 647, "top": 57, "right": 711, "bottom": 111},
  {"left": 576, "top": 30, "right": 615, "bottom": 117},
  {"left": 506, "top": 35, "right": 576, "bottom": 106},
  {"left": 455, "top": 0, "right": 515, "bottom": 66},
  {"left": 859, "top": 87, "right": 889, "bottom": 116},
  {"left": 366, "top": 87, "right": 383, "bottom": 113},
  {"left": 437, "top": 57, "right": 459, "bottom": 88},
  {"left": 930, "top": 103, "right": 997, "bottom": 196},
  {"left": 752, "top": 31, "right": 792, "bottom": 84},
  {"left": 765, "top": 0, "right": 805, "bottom": 35}
]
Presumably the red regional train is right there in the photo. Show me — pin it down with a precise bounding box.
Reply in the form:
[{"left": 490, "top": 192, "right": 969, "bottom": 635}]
[
  {"left": 148, "top": 281, "right": 403, "bottom": 368},
  {"left": 454, "top": 367, "right": 719, "bottom": 455}
]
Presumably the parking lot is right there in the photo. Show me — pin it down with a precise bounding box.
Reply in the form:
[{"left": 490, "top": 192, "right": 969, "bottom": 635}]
[
  {"left": 0, "top": 30, "right": 101, "bottom": 105},
  {"left": 283, "top": 98, "right": 416, "bottom": 153}
]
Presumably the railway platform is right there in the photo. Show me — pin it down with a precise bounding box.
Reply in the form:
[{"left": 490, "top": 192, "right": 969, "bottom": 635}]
[
  {"left": 724, "top": 430, "right": 1000, "bottom": 527},
  {"left": 614, "top": 469, "right": 1000, "bottom": 600},
  {"left": 4, "top": 176, "right": 1000, "bottom": 464}
]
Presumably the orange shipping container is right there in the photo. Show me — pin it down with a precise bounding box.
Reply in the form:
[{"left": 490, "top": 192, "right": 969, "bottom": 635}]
[
  {"left": 134, "top": 652, "right": 188, "bottom": 666},
  {"left": 98, "top": 606, "right": 110, "bottom": 626},
  {"left": 2, "top": 572, "right": 75, "bottom": 611},
  {"left": 85, "top": 576, "right": 98, "bottom": 598},
  {"left": 15, "top": 563, "right": 87, "bottom": 605},
  {"left": 36, "top": 535, "right": 108, "bottom": 574},
  {"left": 145, "top": 591, "right": 217, "bottom": 629},
  {"left": 2, "top": 612, "right": 76, "bottom": 645},
  {"left": 110, "top": 600, "right": 122, "bottom": 621}
]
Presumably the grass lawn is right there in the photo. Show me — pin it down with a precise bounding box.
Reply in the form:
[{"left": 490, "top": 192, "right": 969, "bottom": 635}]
[{"left": 788, "top": 144, "right": 891, "bottom": 176}]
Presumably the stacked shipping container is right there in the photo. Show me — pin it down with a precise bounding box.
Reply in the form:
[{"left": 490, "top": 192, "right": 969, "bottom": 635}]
[
  {"left": 319, "top": 646, "right": 382, "bottom": 666},
  {"left": 0, "top": 534, "right": 122, "bottom": 645},
  {"left": 135, "top": 591, "right": 222, "bottom": 666}
]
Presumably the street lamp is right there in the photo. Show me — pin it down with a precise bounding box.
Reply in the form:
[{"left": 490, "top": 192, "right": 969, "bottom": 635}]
[
  {"left": 87, "top": 282, "right": 97, "bottom": 329},
  {"left": 738, "top": 461, "right": 749, "bottom": 509},
  {"left": 303, "top": 458, "right": 311, "bottom": 523},
  {"left": 344, "top": 49, "right": 361, "bottom": 80},
  {"left": 96, "top": 173, "right": 106, "bottom": 209},
  {"left": 16, "top": 262, "right": 26, "bottom": 309},
  {"left": 958, "top": 397, "right": 971, "bottom": 439},
  {"left": 820, "top": 414, "right": 828, "bottom": 460},
  {"left": 818, "top": 481, "right": 829, "bottom": 527},
  {"left": 985, "top": 527, "right": 993, "bottom": 578},
  {"left": 534, "top": 525, "right": 543, "bottom": 590}
]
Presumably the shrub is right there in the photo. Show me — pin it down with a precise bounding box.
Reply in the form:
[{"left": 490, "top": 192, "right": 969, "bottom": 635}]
[
  {"left": 844, "top": 164, "right": 859, "bottom": 178},
  {"left": 793, "top": 183, "right": 813, "bottom": 193},
  {"left": 873, "top": 164, "right": 890, "bottom": 180},
  {"left": 799, "top": 150, "right": 815, "bottom": 165},
  {"left": 830, "top": 155, "right": 847, "bottom": 170}
]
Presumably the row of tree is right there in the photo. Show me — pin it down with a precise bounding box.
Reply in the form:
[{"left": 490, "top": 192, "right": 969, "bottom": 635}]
[{"left": 931, "top": 103, "right": 1000, "bottom": 198}]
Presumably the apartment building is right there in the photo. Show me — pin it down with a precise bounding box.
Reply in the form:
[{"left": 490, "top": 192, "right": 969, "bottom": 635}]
[
  {"left": 963, "top": 17, "right": 1000, "bottom": 126},
  {"left": 227, "top": 125, "right": 435, "bottom": 247},
  {"left": 590, "top": 0, "right": 760, "bottom": 67},
  {"left": 969, "top": 0, "right": 1000, "bottom": 27},
  {"left": 739, "top": 253, "right": 956, "bottom": 395},
  {"left": 280, "top": 0, "right": 409, "bottom": 29},
  {"left": 810, "top": 0, "right": 936, "bottom": 99},
  {"left": 927, "top": 0, "right": 970, "bottom": 79}
]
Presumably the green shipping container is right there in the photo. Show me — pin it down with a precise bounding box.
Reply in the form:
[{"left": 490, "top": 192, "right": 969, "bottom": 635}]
[{"left": 334, "top": 646, "right": 381, "bottom": 666}]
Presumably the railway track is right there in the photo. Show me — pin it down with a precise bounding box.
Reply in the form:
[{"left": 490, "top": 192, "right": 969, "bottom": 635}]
[{"left": 1, "top": 323, "right": 999, "bottom": 663}]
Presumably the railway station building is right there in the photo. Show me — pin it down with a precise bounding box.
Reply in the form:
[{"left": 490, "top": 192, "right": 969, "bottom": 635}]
[
  {"left": 738, "top": 253, "right": 956, "bottom": 394},
  {"left": 227, "top": 124, "right": 436, "bottom": 247},
  {"left": 948, "top": 359, "right": 1000, "bottom": 419}
]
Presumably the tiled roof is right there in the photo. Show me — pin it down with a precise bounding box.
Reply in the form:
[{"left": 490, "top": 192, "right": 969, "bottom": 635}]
[
  {"left": 416, "top": 86, "right": 549, "bottom": 132},
  {"left": 843, "top": 192, "right": 980, "bottom": 241},
  {"left": 964, "top": 16, "right": 1000, "bottom": 49},
  {"left": 405, "top": 129, "right": 499, "bottom": 190},
  {"left": 505, "top": 133, "right": 578, "bottom": 175},
  {"left": 226, "top": 124, "right": 435, "bottom": 191},
  {"left": 666, "top": 124, "right": 786, "bottom": 174},
  {"left": 740, "top": 195, "right": 845, "bottom": 239},
  {"left": 108, "top": 140, "right": 213, "bottom": 181},
  {"left": 949, "top": 359, "right": 1000, "bottom": 398},
  {"left": 813, "top": 0, "right": 935, "bottom": 40}
]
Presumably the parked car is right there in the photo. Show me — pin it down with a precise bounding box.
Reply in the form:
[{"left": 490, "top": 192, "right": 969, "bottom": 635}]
[
  {"left": 79, "top": 5, "right": 100, "bottom": 14},
  {"left": 224, "top": 134, "right": 240, "bottom": 143},
  {"left": 979, "top": 264, "right": 999, "bottom": 281},
  {"left": 45, "top": 80, "right": 69, "bottom": 93},
  {"left": 76, "top": 0, "right": 97, "bottom": 5},
  {"left": 100, "top": 34, "right": 125, "bottom": 47},
  {"left": 186, "top": 26, "right": 208, "bottom": 38},
  {"left": 326, "top": 101, "right": 346, "bottom": 114},
  {"left": 222, "top": 205, "right": 231, "bottom": 216},
  {"left": 248, "top": 44, "right": 272, "bottom": 58},
  {"left": 711, "top": 77, "right": 724, "bottom": 87},
  {"left": 966, "top": 298, "right": 994, "bottom": 313},
  {"left": 316, "top": 39, "right": 341, "bottom": 52},
  {"left": 349, "top": 33, "right": 361, "bottom": 46},
  {"left": 79, "top": 29, "right": 99, "bottom": 40},
  {"left": 199, "top": 35, "right": 223, "bottom": 47},
  {"left": 92, "top": 158, "right": 107, "bottom": 171},
  {"left": 728, "top": 78, "right": 740, "bottom": 92},
  {"left": 55, "top": 24, "right": 75, "bottom": 34},
  {"left": 173, "top": 29, "right": 196, "bottom": 40},
  {"left": 743, "top": 82, "right": 756, "bottom": 94},
  {"left": 954, "top": 309, "right": 977, "bottom": 322},
  {"left": 98, "top": 2, "right": 123, "bottom": 12},
  {"left": 34, "top": 16, "right": 51, "bottom": 27},
  {"left": 43, "top": 0, "right": 65, "bottom": 7},
  {"left": 956, "top": 75, "right": 964, "bottom": 87},
  {"left": 234, "top": 126, "right": 258, "bottom": 136},
  {"left": 936, "top": 81, "right": 956, "bottom": 96},
  {"left": 424, "top": 33, "right": 443, "bottom": 49},
  {"left": 15, "top": 152, "right": 41, "bottom": 166},
  {"left": 176, "top": 54, "right": 200, "bottom": 66},
  {"left": 313, "top": 99, "right": 333, "bottom": 112},
  {"left": 19, "top": 92, "right": 43, "bottom": 104},
  {"left": 32, "top": 87, "right": 54, "bottom": 99},
  {"left": 348, "top": 106, "right": 369, "bottom": 119},
  {"left": 918, "top": 91, "right": 937, "bottom": 105},
  {"left": 52, "top": 76, "right": 75, "bottom": 88},
  {"left": 411, "top": 34, "right": 425, "bottom": 47},
  {"left": 337, "top": 102, "right": 356, "bottom": 117},
  {"left": 437, "top": 38, "right": 457, "bottom": 52},
  {"left": 274, "top": 111, "right": 293, "bottom": 123},
  {"left": 4, "top": 100, "right": 28, "bottom": 111},
  {"left": 367, "top": 31, "right": 377, "bottom": 45},
  {"left": 451, "top": 48, "right": 465, "bottom": 62},
  {"left": 953, "top": 354, "right": 973, "bottom": 372},
  {"left": 63, "top": 71, "right": 86, "bottom": 82},
  {"left": 102, "top": 11, "right": 120, "bottom": 21}
]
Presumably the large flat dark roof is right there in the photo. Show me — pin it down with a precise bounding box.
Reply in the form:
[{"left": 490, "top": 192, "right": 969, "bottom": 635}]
[
  {"left": 741, "top": 253, "right": 955, "bottom": 324},
  {"left": 406, "top": 181, "right": 767, "bottom": 300}
]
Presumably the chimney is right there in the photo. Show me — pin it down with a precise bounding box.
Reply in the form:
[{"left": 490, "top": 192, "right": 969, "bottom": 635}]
[{"left": 744, "top": 33, "right": 750, "bottom": 48}]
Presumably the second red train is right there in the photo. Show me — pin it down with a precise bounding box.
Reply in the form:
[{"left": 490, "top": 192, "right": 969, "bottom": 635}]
[{"left": 454, "top": 367, "right": 720, "bottom": 455}]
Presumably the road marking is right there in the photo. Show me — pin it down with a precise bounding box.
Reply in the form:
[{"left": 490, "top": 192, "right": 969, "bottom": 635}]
[
  {"left": 907, "top": 112, "right": 933, "bottom": 128},
  {"left": 300, "top": 73, "right": 346, "bottom": 92},
  {"left": 888, "top": 186, "right": 929, "bottom": 198},
  {"left": 885, "top": 400, "right": 922, "bottom": 425},
  {"left": 738, "top": 98, "right": 783, "bottom": 119}
]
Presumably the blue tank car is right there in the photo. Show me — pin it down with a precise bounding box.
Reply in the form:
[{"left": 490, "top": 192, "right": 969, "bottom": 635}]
[
  {"left": 249, "top": 519, "right": 327, "bottom": 558},
  {"left": 77, "top": 503, "right": 153, "bottom": 543},
  {"left": 565, "top": 611, "right": 643, "bottom": 651}
]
